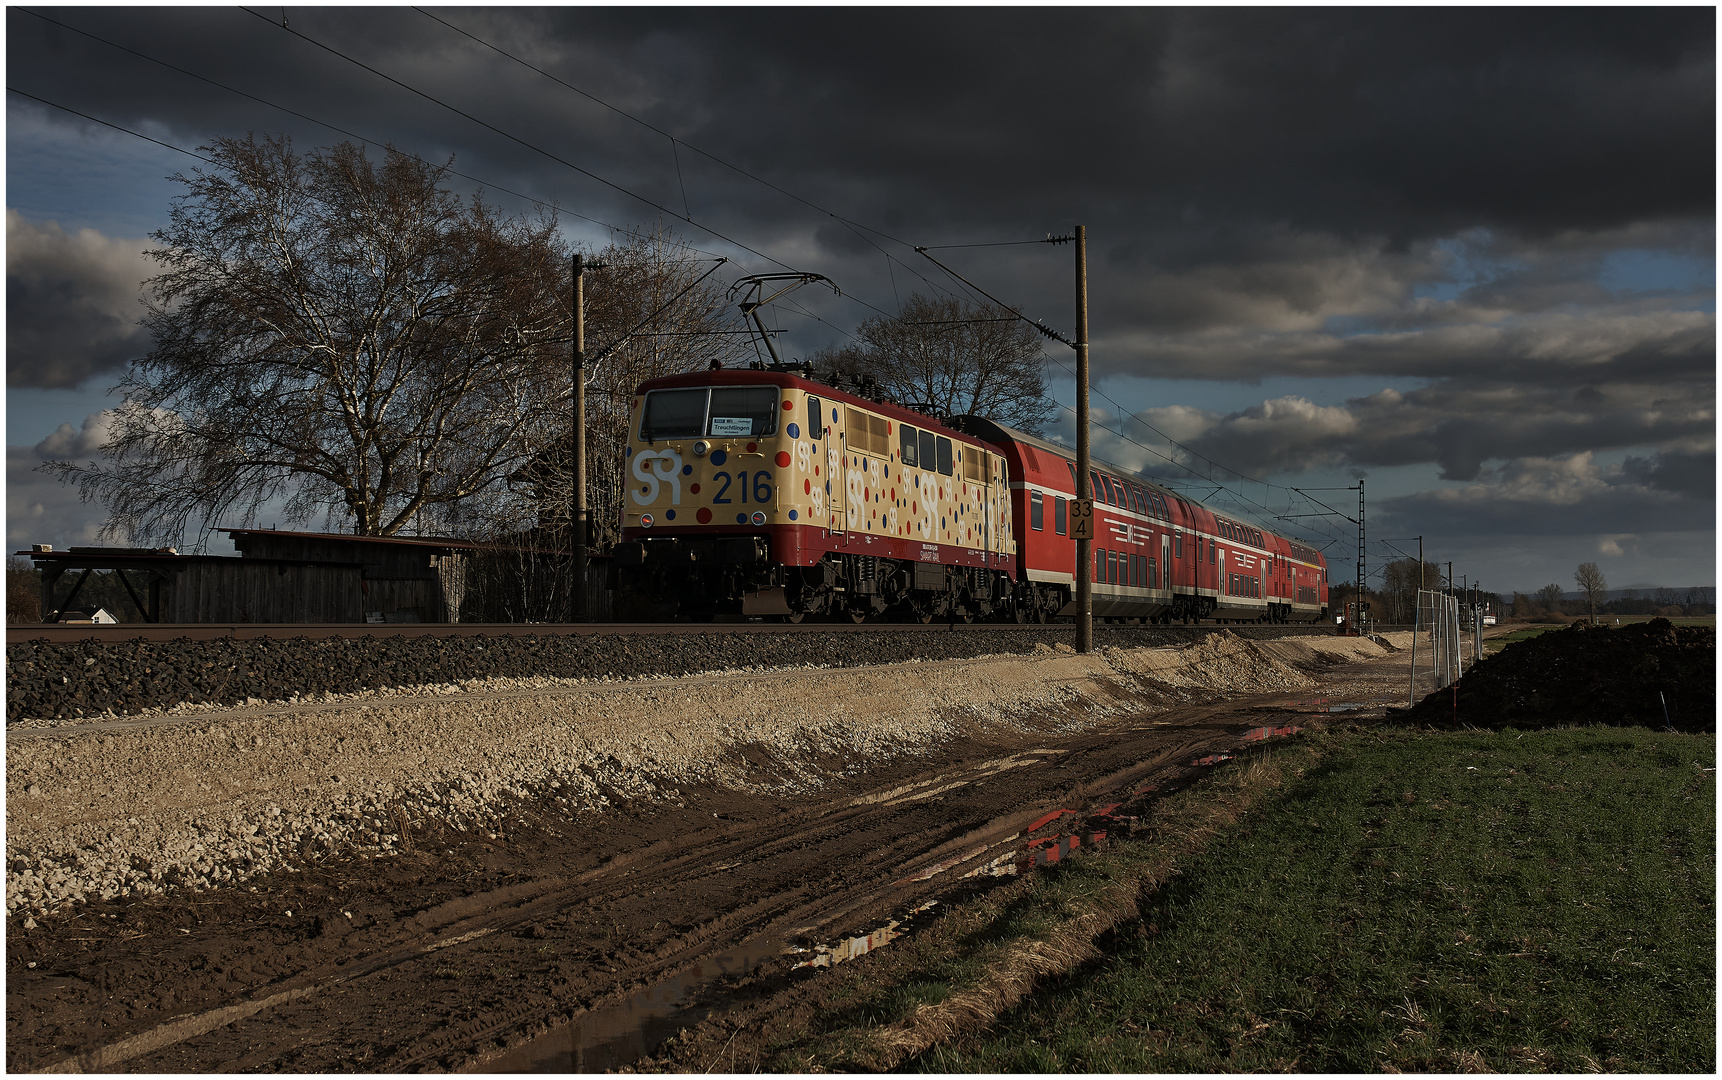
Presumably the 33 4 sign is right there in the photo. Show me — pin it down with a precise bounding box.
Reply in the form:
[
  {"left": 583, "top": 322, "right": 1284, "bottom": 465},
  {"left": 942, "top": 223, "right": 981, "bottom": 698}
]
[{"left": 1070, "top": 498, "right": 1095, "bottom": 540}]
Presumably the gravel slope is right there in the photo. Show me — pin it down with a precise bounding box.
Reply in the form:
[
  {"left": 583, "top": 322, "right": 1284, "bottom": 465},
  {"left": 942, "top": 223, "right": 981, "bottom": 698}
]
[
  {"left": 6, "top": 634, "right": 1399, "bottom": 920},
  {"left": 5, "top": 625, "right": 1333, "bottom": 724}
]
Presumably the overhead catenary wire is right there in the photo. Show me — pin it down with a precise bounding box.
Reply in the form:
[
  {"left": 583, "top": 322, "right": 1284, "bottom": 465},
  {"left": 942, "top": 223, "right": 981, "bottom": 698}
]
[
  {"left": 9, "top": 8, "right": 727, "bottom": 255},
  {"left": 240, "top": 6, "right": 800, "bottom": 274},
  {"left": 5, "top": 86, "right": 219, "bottom": 165},
  {"left": 1036, "top": 394, "right": 1357, "bottom": 556},
  {"left": 408, "top": 6, "right": 1012, "bottom": 327}
]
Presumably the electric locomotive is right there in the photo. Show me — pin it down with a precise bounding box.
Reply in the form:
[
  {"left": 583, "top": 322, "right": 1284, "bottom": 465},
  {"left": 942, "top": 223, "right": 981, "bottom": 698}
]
[{"left": 611, "top": 365, "right": 1019, "bottom": 622}]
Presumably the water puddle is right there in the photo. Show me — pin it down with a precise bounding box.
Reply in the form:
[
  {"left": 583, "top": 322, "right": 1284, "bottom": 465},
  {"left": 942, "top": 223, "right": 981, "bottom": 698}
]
[
  {"left": 488, "top": 936, "right": 786, "bottom": 1073},
  {"left": 1281, "top": 697, "right": 1376, "bottom": 714}
]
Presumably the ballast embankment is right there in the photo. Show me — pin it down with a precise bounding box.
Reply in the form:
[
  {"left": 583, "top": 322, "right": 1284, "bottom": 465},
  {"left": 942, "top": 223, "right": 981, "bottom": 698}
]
[
  {"left": 6, "top": 625, "right": 1343, "bottom": 725},
  {"left": 6, "top": 632, "right": 1399, "bottom": 919}
]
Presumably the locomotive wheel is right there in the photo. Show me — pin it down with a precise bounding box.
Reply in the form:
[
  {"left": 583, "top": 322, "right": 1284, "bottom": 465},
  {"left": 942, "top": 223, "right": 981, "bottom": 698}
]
[{"left": 771, "top": 612, "right": 806, "bottom": 624}]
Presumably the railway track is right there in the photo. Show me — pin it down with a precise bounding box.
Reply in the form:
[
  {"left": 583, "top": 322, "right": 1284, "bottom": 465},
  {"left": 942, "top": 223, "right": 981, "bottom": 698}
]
[{"left": 7, "top": 620, "right": 1395, "bottom": 645}]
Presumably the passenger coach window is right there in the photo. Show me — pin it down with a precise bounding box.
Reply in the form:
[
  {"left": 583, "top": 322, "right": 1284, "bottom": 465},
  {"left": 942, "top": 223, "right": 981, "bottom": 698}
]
[
  {"left": 807, "top": 395, "right": 822, "bottom": 439},
  {"left": 1030, "top": 491, "right": 1044, "bottom": 531},
  {"left": 708, "top": 386, "right": 779, "bottom": 437},
  {"left": 1055, "top": 496, "right": 1068, "bottom": 535},
  {"left": 936, "top": 436, "right": 954, "bottom": 476},
  {"left": 900, "top": 425, "right": 919, "bottom": 467}
]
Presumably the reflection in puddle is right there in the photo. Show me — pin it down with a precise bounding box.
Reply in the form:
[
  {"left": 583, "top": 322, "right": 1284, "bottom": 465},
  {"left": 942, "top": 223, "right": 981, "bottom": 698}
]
[{"left": 489, "top": 936, "right": 785, "bottom": 1073}]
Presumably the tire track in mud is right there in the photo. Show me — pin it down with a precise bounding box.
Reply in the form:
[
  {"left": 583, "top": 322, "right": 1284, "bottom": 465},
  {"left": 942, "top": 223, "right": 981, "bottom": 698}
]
[{"left": 66, "top": 696, "right": 1312, "bottom": 1073}]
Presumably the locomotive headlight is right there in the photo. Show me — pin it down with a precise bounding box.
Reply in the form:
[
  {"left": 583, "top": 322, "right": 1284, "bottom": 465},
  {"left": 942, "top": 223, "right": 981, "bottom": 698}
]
[{"left": 692, "top": 440, "right": 710, "bottom": 457}]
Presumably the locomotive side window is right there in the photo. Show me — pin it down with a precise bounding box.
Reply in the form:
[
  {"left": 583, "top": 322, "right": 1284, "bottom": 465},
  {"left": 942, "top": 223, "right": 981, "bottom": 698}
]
[
  {"left": 807, "top": 395, "right": 822, "bottom": 439},
  {"left": 1055, "top": 496, "right": 1068, "bottom": 535},
  {"left": 936, "top": 436, "right": 954, "bottom": 476},
  {"left": 1030, "top": 491, "right": 1044, "bottom": 531},
  {"left": 709, "top": 386, "right": 779, "bottom": 437},
  {"left": 899, "top": 424, "right": 919, "bottom": 467},
  {"left": 919, "top": 429, "right": 937, "bottom": 471},
  {"left": 961, "top": 445, "right": 983, "bottom": 481},
  {"left": 639, "top": 388, "right": 708, "bottom": 440},
  {"left": 846, "top": 407, "right": 890, "bottom": 456}
]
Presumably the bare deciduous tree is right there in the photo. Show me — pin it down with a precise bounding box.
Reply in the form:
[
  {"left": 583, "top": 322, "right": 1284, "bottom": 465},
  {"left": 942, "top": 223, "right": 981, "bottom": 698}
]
[
  {"left": 809, "top": 293, "right": 1053, "bottom": 434},
  {"left": 1574, "top": 561, "right": 1608, "bottom": 623},
  {"left": 455, "top": 225, "right": 747, "bottom": 620},
  {"left": 45, "top": 135, "right": 572, "bottom": 543},
  {"left": 1380, "top": 557, "right": 1440, "bottom": 622},
  {"left": 1536, "top": 582, "right": 1565, "bottom": 614}
]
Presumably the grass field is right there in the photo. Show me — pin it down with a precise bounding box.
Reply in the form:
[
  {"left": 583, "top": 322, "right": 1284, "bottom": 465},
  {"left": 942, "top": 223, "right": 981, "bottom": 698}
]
[{"left": 906, "top": 725, "right": 1715, "bottom": 1073}]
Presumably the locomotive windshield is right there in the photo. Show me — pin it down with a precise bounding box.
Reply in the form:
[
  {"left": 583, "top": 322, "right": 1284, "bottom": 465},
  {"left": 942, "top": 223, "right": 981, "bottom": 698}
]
[{"left": 639, "top": 386, "right": 780, "bottom": 441}]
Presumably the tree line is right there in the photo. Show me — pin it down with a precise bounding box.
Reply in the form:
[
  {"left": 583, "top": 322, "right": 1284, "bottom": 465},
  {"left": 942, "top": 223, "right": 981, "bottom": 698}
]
[
  {"left": 1327, "top": 556, "right": 1713, "bottom": 628},
  {"left": 41, "top": 135, "right": 1045, "bottom": 588}
]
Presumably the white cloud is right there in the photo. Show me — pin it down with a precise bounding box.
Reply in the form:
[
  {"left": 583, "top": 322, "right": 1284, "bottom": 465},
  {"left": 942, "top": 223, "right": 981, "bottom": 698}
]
[{"left": 32, "top": 412, "right": 117, "bottom": 459}]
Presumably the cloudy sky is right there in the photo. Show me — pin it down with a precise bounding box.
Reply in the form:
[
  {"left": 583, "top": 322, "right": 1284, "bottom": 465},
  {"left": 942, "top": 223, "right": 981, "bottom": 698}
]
[{"left": 7, "top": 6, "right": 1714, "bottom": 594}]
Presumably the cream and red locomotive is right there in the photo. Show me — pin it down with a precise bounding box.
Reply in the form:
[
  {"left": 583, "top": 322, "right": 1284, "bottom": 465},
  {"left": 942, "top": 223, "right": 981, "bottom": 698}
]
[{"left": 612, "top": 367, "right": 1328, "bottom": 623}]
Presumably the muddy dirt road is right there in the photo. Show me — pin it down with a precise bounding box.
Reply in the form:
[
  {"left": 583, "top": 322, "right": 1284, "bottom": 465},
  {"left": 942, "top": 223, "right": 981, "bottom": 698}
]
[{"left": 7, "top": 635, "right": 1421, "bottom": 1072}]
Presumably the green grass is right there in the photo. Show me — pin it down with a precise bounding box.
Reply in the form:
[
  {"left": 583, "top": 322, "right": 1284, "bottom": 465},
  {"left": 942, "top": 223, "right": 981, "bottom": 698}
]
[
  {"left": 1486, "top": 628, "right": 1549, "bottom": 653},
  {"left": 912, "top": 726, "right": 1715, "bottom": 1073}
]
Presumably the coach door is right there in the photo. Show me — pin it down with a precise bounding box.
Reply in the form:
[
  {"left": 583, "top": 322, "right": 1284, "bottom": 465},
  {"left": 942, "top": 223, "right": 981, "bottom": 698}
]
[
  {"left": 828, "top": 429, "right": 847, "bottom": 535},
  {"left": 1161, "top": 534, "right": 1171, "bottom": 595}
]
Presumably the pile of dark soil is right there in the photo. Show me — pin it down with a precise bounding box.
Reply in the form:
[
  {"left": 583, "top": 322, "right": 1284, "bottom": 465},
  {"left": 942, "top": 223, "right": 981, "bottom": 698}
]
[
  {"left": 5, "top": 624, "right": 1315, "bottom": 724},
  {"left": 1407, "top": 618, "right": 1714, "bottom": 732}
]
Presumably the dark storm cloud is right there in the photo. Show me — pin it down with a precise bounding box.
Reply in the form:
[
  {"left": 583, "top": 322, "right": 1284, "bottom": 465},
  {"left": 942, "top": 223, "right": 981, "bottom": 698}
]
[
  {"left": 6, "top": 211, "right": 153, "bottom": 388},
  {"left": 6, "top": 6, "right": 1712, "bottom": 571},
  {"left": 9, "top": 8, "right": 1709, "bottom": 236},
  {"left": 1118, "top": 370, "right": 1714, "bottom": 485},
  {"left": 1373, "top": 450, "right": 1716, "bottom": 539}
]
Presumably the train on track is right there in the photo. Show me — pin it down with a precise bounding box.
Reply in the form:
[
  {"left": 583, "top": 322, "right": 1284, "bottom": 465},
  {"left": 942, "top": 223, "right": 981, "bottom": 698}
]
[{"left": 612, "top": 366, "right": 1329, "bottom": 624}]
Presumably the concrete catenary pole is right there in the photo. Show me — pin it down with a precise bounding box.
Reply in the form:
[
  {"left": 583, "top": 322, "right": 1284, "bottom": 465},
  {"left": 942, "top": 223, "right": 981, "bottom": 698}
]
[
  {"left": 1075, "top": 225, "right": 1093, "bottom": 653},
  {"left": 572, "top": 252, "right": 589, "bottom": 622}
]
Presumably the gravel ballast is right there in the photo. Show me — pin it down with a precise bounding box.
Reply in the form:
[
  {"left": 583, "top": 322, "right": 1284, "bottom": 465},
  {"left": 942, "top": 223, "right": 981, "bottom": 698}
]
[
  {"left": 6, "top": 625, "right": 1332, "bottom": 725},
  {"left": 5, "top": 633, "right": 1399, "bottom": 920}
]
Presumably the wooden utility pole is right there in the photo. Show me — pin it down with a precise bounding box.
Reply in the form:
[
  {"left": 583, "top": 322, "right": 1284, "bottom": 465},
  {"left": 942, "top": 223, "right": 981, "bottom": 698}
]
[
  {"left": 572, "top": 252, "right": 589, "bottom": 622},
  {"left": 1355, "top": 478, "right": 1365, "bottom": 634},
  {"left": 1075, "top": 225, "right": 1093, "bottom": 654}
]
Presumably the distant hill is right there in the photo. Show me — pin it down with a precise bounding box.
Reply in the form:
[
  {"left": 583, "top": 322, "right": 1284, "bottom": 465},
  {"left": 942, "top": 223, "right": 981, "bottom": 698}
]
[{"left": 1509, "top": 586, "right": 1714, "bottom": 603}]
